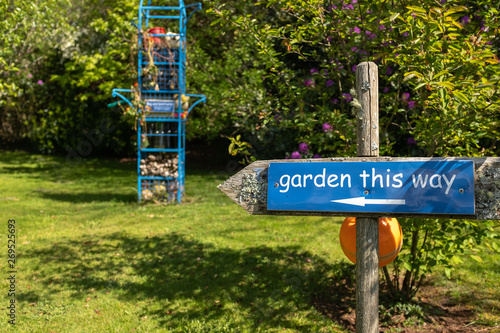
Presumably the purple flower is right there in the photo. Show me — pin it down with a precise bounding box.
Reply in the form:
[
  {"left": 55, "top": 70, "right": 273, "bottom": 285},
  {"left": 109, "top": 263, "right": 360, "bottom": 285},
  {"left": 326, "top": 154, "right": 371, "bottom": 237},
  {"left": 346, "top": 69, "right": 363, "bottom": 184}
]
[
  {"left": 402, "top": 92, "right": 411, "bottom": 101},
  {"left": 352, "top": 65, "right": 357, "bottom": 72},
  {"left": 330, "top": 98, "right": 340, "bottom": 104},
  {"left": 461, "top": 16, "right": 470, "bottom": 25},
  {"left": 407, "top": 137, "right": 417, "bottom": 146},
  {"left": 342, "top": 93, "right": 353, "bottom": 102},
  {"left": 379, "top": 25, "right": 386, "bottom": 30},
  {"left": 383, "top": 87, "right": 390, "bottom": 93},
  {"left": 322, "top": 123, "right": 333, "bottom": 132},
  {"left": 37, "top": 80, "right": 44, "bottom": 85},
  {"left": 351, "top": 46, "right": 358, "bottom": 52},
  {"left": 353, "top": 26, "right": 361, "bottom": 34},
  {"left": 326, "top": 79, "right": 334, "bottom": 88},
  {"left": 304, "top": 79, "right": 314, "bottom": 87},
  {"left": 408, "top": 101, "right": 416, "bottom": 108},
  {"left": 313, "top": 154, "right": 322, "bottom": 159},
  {"left": 290, "top": 151, "right": 301, "bottom": 159},
  {"left": 368, "top": 33, "right": 376, "bottom": 40},
  {"left": 310, "top": 68, "right": 319, "bottom": 74},
  {"left": 298, "top": 143, "right": 309, "bottom": 153},
  {"left": 274, "top": 114, "right": 282, "bottom": 124},
  {"left": 386, "top": 67, "right": 393, "bottom": 76}
]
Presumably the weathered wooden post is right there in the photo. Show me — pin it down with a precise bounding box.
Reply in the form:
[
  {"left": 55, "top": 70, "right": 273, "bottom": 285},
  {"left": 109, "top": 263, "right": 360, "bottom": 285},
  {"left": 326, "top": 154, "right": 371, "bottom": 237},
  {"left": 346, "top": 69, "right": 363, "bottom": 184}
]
[{"left": 355, "top": 61, "right": 379, "bottom": 333}]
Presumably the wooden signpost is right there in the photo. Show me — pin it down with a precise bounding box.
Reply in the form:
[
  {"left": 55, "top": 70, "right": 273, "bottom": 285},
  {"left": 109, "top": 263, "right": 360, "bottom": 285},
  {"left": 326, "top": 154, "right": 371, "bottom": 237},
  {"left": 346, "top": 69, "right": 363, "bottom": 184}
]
[{"left": 218, "top": 62, "right": 500, "bottom": 332}]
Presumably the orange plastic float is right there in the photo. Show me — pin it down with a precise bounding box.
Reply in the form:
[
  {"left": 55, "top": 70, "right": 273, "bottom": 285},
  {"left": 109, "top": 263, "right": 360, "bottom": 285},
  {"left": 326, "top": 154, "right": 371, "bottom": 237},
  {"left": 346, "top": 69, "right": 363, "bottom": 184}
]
[{"left": 339, "top": 217, "right": 403, "bottom": 267}]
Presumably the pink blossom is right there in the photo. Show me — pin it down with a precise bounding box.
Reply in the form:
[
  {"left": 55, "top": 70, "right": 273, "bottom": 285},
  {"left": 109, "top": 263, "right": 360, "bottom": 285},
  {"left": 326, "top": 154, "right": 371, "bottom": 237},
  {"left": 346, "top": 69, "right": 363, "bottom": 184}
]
[
  {"left": 408, "top": 101, "right": 416, "bottom": 108},
  {"left": 407, "top": 137, "right": 417, "bottom": 146},
  {"left": 298, "top": 143, "right": 309, "bottom": 153},
  {"left": 353, "top": 26, "right": 361, "bottom": 34},
  {"left": 342, "top": 93, "right": 353, "bottom": 102},
  {"left": 37, "top": 80, "right": 44, "bottom": 85},
  {"left": 322, "top": 123, "right": 333, "bottom": 132},
  {"left": 290, "top": 151, "right": 301, "bottom": 159}
]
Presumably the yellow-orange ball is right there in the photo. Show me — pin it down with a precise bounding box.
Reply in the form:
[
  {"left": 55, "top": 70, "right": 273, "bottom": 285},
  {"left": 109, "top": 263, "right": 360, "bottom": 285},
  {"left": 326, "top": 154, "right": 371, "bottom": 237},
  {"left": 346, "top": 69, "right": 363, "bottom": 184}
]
[{"left": 339, "top": 217, "right": 403, "bottom": 268}]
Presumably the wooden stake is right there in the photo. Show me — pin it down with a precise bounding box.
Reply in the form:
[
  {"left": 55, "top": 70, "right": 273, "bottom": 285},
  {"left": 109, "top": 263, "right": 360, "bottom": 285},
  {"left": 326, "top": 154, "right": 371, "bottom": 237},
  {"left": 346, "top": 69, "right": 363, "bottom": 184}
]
[{"left": 355, "top": 62, "right": 379, "bottom": 333}]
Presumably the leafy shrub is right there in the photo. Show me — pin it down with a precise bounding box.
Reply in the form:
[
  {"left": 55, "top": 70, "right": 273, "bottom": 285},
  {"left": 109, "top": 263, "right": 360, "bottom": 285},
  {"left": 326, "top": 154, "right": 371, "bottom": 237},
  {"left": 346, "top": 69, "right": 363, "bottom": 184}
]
[{"left": 207, "top": 0, "right": 500, "bottom": 299}]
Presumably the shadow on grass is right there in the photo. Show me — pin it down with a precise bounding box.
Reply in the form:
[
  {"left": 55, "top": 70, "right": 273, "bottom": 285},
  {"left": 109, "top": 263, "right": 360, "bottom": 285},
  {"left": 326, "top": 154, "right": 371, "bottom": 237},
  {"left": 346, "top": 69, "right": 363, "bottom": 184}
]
[
  {"left": 19, "top": 231, "right": 356, "bottom": 331},
  {"left": 0, "top": 151, "right": 136, "bottom": 183},
  {"left": 1, "top": 151, "right": 138, "bottom": 203},
  {"left": 37, "top": 192, "right": 136, "bottom": 203}
]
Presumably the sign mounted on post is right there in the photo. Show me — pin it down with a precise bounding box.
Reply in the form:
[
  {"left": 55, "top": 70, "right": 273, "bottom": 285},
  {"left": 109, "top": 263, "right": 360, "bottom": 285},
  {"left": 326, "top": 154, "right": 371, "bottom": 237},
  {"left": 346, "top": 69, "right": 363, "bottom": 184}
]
[
  {"left": 268, "top": 160, "right": 475, "bottom": 216},
  {"left": 218, "top": 61, "right": 499, "bottom": 333}
]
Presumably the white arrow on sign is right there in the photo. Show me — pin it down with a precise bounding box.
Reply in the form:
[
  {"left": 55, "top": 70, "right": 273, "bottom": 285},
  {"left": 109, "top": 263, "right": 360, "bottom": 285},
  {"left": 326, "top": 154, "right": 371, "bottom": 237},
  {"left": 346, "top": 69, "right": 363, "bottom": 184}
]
[{"left": 331, "top": 197, "right": 406, "bottom": 207}]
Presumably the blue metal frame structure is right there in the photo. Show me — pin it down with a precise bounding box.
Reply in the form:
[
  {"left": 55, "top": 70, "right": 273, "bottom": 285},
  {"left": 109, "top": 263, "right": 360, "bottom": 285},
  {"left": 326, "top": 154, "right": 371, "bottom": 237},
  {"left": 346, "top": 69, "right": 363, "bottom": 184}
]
[{"left": 112, "top": 0, "right": 205, "bottom": 203}]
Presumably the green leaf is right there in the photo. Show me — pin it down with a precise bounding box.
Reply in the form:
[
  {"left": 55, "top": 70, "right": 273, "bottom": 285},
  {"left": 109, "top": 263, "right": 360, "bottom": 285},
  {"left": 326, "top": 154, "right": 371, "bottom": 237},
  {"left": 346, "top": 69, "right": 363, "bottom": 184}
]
[
  {"left": 407, "top": 6, "right": 427, "bottom": 13},
  {"left": 453, "top": 90, "right": 469, "bottom": 104},
  {"left": 433, "top": 70, "right": 450, "bottom": 80},
  {"left": 404, "top": 71, "right": 424, "bottom": 79},
  {"left": 435, "top": 81, "right": 455, "bottom": 89},
  {"left": 470, "top": 255, "right": 482, "bottom": 263},
  {"left": 389, "top": 12, "right": 400, "bottom": 22},
  {"left": 211, "top": 18, "right": 222, "bottom": 26},
  {"left": 444, "top": 6, "right": 468, "bottom": 17},
  {"left": 403, "top": 261, "right": 412, "bottom": 271},
  {"left": 415, "top": 82, "right": 428, "bottom": 90}
]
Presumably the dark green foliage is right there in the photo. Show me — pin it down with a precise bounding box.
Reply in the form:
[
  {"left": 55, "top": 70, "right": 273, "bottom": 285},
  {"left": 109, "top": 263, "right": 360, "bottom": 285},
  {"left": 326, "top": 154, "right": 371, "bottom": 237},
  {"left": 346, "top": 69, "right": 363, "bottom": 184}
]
[{"left": 1, "top": 0, "right": 137, "bottom": 155}]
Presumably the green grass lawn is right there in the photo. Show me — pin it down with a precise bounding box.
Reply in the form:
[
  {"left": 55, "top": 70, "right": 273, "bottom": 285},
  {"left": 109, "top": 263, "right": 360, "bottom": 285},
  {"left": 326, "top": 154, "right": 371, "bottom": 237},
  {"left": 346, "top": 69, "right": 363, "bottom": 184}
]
[{"left": 0, "top": 151, "right": 498, "bottom": 332}]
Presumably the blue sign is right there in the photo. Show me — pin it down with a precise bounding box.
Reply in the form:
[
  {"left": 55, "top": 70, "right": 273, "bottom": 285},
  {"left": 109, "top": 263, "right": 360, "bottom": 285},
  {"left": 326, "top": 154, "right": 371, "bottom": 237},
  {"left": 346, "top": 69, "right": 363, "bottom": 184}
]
[
  {"left": 146, "top": 100, "right": 175, "bottom": 113},
  {"left": 267, "top": 161, "right": 475, "bottom": 215}
]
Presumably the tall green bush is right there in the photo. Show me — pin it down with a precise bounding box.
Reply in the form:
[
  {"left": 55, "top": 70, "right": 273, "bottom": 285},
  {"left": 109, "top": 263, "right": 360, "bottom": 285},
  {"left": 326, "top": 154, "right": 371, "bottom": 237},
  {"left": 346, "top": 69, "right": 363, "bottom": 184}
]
[
  {"left": 1, "top": 0, "right": 137, "bottom": 155},
  {"left": 207, "top": 0, "right": 499, "bottom": 159}
]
